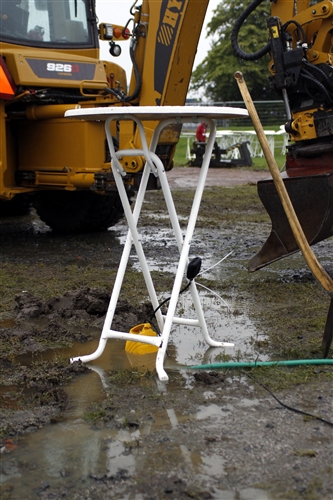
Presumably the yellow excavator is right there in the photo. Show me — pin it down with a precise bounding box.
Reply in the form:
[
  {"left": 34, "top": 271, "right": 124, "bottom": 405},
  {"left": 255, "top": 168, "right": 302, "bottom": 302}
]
[
  {"left": 0, "top": 0, "right": 209, "bottom": 231},
  {"left": 1, "top": 0, "right": 332, "bottom": 246}
]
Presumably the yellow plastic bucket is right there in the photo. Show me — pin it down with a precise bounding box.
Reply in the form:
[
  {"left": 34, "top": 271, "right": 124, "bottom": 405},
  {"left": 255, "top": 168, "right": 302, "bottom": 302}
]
[{"left": 125, "top": 323, "right": 159, "bottom": 355}]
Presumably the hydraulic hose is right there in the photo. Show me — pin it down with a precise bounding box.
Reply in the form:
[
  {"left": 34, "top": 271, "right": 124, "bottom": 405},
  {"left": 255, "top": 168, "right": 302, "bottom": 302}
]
[
  {"left": 104, "top": 22, "right": 142, "bottom": 103},
  {"left": 231, "top": 0, "right": 270, "bottom": 61},
  {"left": 104, "top": 43, "right": 142, "bottom": 103},
  {"left": 303, "top": 59, "right": 333, "bottom": 90},
  {"left": 189, "top": 359, "right": 333, "bottom": 369},
  {"left": 301, "top": 62, "right": 333, "bottom": 102},
  {"left": 121, "top": 40, "right": 142, "bottom": 102},
  {"left": 301, "top": 70, "right": 332, "bottom": 102}
]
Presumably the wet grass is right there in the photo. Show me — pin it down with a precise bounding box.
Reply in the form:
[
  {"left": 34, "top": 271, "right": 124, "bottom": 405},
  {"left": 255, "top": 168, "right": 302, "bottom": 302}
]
[
  {"left": 141, "top": 184, "right": 270, "bottom": 228},
  {"left": 83, "top": 403, "right": 109, "bottom": 424},
  {"left": 108, "top": 368, "right": 157, "bottom": 386},
  {"left": 1, "top": 179, "right": 332, "bottom": 499},
  {"left": 0, "top": 261, "right": 117, "bottom": 304},
  {"left": 1, "top": 182, "right": 332, "bottom": 389},
  {"left": 235, "top": 279, "right": 330, "bottom": 360},
  {"left": 243, "top": 364, "right": 333, "bottom": 392}
]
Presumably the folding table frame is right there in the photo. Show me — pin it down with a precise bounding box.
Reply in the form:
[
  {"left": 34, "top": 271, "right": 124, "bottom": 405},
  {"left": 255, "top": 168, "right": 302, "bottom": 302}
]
[{"left": 66, "top": 106, "right": 248, "bottom": 380}]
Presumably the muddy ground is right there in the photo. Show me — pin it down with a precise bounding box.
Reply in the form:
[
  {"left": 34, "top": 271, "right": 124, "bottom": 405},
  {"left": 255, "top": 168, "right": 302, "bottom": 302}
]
[{"left": 0, "top": 167, "right": 332, "bottom": 500}]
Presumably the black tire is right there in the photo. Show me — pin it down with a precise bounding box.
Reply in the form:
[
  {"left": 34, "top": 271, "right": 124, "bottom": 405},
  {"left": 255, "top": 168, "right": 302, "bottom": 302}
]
[
  {"left": 33, "top": 190, "right": 132, "bottom": 233},
  {"left": 0, "top": 194, "right": 32, "bottom": 216}
]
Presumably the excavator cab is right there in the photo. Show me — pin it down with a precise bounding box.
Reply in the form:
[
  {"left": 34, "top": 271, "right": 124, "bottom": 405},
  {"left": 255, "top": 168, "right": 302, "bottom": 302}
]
[{"left": 0, "top": 0, "right": 93, "bottom": 46}]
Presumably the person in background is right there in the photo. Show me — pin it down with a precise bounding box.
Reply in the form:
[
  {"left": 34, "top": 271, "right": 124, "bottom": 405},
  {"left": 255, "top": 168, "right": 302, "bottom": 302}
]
[
  {"left": 191, "top": 122, "right": 208, "bottom": 166},
  {"left": 196, "top": 122, "right": 207, "bottom": 143}
]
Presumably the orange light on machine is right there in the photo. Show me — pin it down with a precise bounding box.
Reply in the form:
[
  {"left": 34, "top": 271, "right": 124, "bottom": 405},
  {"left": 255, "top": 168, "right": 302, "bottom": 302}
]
[
  {"left": 113, "top": 27, "right": 122, "bottom": 38},
  {"left": 0, "top": 56, "right": 16, "bottom": 100},
  {"left": 113, "top": 26, "right": 131, "bottom": 40}
]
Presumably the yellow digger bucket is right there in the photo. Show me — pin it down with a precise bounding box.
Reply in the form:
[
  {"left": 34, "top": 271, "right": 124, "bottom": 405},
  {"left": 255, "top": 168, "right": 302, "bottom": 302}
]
[{"left": 248, "top": 172, "right": 333, "bottom": 272}]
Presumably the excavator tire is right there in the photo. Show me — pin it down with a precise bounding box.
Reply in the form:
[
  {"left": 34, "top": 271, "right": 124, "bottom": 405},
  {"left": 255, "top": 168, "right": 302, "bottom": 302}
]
[
  {"left": 33, "top": 190, "right": 131, "bottom": 233},
  {"left": 0, "top": 194, "right": 32, "bottom": 216}
]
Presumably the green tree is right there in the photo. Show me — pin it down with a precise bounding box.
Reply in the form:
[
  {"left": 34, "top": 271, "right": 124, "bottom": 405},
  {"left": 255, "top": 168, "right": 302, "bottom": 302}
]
[{"left": 190, "top": 0, "right": 273, "bottom": 102}]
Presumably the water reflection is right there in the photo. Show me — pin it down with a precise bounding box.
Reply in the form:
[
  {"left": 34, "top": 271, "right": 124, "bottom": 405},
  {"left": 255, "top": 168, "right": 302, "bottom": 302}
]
[{"left": 0, "top": 370, "right": 270, "bottom": 500}]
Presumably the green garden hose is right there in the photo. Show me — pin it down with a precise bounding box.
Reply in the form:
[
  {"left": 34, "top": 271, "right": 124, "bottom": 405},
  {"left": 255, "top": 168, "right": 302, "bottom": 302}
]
[{"left": 189, "top": 359, "right": 333, "bottom": 370}]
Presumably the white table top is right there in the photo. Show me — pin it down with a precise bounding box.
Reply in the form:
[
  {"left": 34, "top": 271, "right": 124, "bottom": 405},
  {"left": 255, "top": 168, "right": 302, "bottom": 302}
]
[
  {"left": 216, "top": 129, "right": 276, "bottom": 137},
  {"left": 65, "top": 105, "right": 249, "bottom": 121}
]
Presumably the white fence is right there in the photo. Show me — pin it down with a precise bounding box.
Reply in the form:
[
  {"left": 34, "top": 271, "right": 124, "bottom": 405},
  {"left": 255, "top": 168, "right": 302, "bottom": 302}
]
[{"left": 184, "top": 127, "right": 289, "bottom": 162}]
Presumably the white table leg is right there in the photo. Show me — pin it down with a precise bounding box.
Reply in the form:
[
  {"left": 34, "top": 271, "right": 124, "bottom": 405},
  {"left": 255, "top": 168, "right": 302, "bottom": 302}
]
[{"left": 72, "top": 114, "right": 234, "bottom": 380}]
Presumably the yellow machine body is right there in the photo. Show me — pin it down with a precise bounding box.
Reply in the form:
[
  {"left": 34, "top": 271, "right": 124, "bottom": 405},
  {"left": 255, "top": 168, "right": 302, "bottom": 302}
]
[{"left": 0, "top": 0, "right": 208, "bottom": 231}]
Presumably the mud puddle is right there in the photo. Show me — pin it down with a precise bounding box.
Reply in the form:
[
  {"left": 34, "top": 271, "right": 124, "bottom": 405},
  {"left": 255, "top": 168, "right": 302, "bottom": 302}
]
[
  {"left": 1, "top": 171, "right": 333, "bottom": 499},
  {"left": 67, "top": 292, "right": 268, "bottom": 367},
  {"left": 0, "top": 369, "right": 273, "bottom": 500},
  {"left": 2, "top": 360, "right": 332, "bottom": 499}
]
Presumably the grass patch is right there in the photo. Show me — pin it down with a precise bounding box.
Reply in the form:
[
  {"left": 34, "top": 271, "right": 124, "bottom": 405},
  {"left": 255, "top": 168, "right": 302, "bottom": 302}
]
[
  {"left": 83, "top": 403, "right": 109, "bottom": 424},
  {"left": 108, "top": 369, "right": 155, "bottom": 386},
  {"left": 142, "top": 184, "right": 270, "bottom": 228},
  {"left": 246, "top": 365, "right": 333, "bottom": 392}
]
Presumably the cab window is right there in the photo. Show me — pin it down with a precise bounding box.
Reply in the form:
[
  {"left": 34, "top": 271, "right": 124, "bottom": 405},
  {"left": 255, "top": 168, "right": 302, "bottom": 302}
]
[{"left": 0, "top": 0, "right": 92, "bottom": 46}]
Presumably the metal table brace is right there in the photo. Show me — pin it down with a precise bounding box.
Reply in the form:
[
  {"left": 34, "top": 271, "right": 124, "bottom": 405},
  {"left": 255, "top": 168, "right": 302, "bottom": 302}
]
[{"left": 71, "top": 111, "right": 234, "bottom": 381}]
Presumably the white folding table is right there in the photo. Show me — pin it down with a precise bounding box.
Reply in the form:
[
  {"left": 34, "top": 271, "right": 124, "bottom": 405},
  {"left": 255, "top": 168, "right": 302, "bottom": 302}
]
[{"left": 65, "top": 105, "right": 248, "bottom": 381}]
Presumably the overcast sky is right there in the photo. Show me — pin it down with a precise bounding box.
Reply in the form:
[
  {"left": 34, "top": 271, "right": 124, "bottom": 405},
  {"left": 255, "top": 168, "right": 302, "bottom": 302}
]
[{"left": 95, "top": 0, "right": 220, "bottom": 80}]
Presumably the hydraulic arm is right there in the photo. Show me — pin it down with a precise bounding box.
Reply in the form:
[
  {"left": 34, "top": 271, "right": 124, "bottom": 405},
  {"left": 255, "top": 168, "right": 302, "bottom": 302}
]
[{"left": 232, "top": 0, "right": 333, "bottom": 270}]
